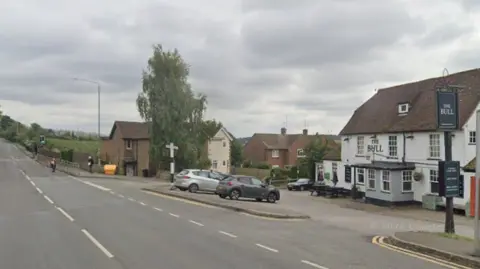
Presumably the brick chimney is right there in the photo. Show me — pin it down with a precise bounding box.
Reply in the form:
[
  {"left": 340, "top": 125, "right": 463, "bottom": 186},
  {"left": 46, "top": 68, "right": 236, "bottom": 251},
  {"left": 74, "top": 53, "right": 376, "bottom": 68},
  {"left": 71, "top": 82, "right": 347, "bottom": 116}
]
[
  {"left": 302, "top": 129, "right": 308, "bottom": 135},
  {"left": 281, "top": 127, "right": 287, "bottom": 135}
]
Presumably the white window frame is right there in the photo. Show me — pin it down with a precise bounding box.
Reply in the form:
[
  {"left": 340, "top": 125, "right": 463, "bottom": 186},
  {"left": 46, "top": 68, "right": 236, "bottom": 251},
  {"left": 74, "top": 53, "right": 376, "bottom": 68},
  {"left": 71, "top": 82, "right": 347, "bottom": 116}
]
[
  {"left": 430, "top": 169, "right": 439, "bottom": 194},
  {"left": 297, "top": 148, "right": 305, "bottom": 157},
  {"left": 332, "top": 163, "right": 337, "bottom": 172},
  {"left": 357, "top": 168, "right": 365, "bottom": 184},
  {"left": 126, "top": 139, "right": 132, "bottom": 150},
  {"left": 398, "top": 103, "right": 409, "bottom": 113},
  {"left": 272, "top": 149, "right": 279, "bottom": 158},
  {"left": 402, "top": 170, "right": 413, "bottom": 192},
  {"left": 212, "top": 160, "right": 218, "bottom": 169},
  {"left": 429, "top": 133, "right": 440, "bottom": 158},
  {"left": 357, "top": 136, "right": 365, "bottom": 155},
  {"left": 388, "top": 135, "right": 397, "bottom": 157},
  {"left": 470, "top": 131, "right": 476, "bottom": 144},
  {"left": 367, "top": 169, "right": 375, "bottom": 189},
  {"left": 381, "top": 170, "right": 390, "bottom": 192}
]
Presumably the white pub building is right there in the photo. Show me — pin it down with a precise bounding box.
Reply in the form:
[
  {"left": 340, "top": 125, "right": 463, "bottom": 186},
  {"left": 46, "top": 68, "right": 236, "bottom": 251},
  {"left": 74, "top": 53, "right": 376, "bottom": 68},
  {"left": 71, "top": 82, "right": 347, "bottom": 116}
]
[{"left": 335, "top": 69, "right": 480, "bottom": 213}]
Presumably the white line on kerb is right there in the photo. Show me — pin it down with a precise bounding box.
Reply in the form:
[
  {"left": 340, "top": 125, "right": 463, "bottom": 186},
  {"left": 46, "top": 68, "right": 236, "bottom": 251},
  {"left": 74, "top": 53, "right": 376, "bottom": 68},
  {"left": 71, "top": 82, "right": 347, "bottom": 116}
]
[
  {"left": 189, "top": 220, "right": 204, "bottom": 227},
  {"left": 154, "top": 207, "right": 163, "bottom": 212},
  {"left": 255, "top": 243, "right": 278, "bottom": 253},
  {"left": 139, "top": 202, "right": 147, "bottom": 206},
  {"left": 43, "top": 195, "right": 54, "bottom": 204},
  {"left": 56, "top": 207, "right": 74, "bottom": 221},
  {"left": 218, "top": 231, "right": 237, "bottom": 238},
  {"left": 83, "top": 181, "right": 111, "bottom": 191},
  {"left": 36, "top": 187, "right": 43, "bottom": 194},
  {"left": 81, "top": 229, "right": 114, "bottom": 258},
  {"left": 169, "top": 213, "right": 180, "bottom": 218},
  {"left": 301, "top": 260, "right": 330, "bottom": 269}
]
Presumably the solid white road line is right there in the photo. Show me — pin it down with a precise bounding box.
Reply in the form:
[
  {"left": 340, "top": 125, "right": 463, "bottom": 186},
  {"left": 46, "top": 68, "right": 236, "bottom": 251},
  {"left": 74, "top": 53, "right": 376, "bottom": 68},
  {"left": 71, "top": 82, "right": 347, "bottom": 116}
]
[
  {"left": 56, "top": 207, "right": 74, "bottom": 222},
  {"left": 188, "top": 220, "right": 204, "bottom": 227},
  {"left": 83, "top": 181, "right": 111, "bottom": 191},
  {"left": 301, "top": 260, "right": 330, "bottom": 269},
  {"left": 36, "top": 187, "right": 43, "bottom": 194},
  {"left": 43, "top": 195, "right": 54, "bottom": 204},
  {"left": 255, "top": 243, "right": 278, "bottom": 253},
  {"left": 218, "top": 231, "right": 237, "bottom": 238},
  {"left": 81, "top": 229, "right": 114, "bottom": 258},
  {"left": 154, "top": 207, "right": 163, "bottom": 212},
  {"left": 169, "top": 213, "right": 180, "bottom": 218},
  {"left": 139, "top": 202, "right": 147, "bottom": 206}
]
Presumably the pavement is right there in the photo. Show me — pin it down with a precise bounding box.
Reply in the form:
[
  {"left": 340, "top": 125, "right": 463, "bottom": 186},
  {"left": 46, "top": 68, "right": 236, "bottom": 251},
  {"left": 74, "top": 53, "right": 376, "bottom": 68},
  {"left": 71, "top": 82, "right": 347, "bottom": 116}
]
[{"left": 0, "top": 139, "right": 465, "bottom": 268}]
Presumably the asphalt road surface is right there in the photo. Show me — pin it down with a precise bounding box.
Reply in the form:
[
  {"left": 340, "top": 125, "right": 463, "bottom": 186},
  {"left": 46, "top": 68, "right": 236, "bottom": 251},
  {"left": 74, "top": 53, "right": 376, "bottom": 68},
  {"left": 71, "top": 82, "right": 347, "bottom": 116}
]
[{"left": 1, "top": 140, "right": 449, "bottom": 269}]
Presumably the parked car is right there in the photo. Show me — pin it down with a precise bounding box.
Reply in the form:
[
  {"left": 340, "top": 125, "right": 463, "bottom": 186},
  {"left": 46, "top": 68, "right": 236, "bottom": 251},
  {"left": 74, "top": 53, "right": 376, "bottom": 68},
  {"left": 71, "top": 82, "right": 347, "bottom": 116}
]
[
  {"left": 216, "top": 175, "right": 280, "bottom": 203},
  {"left": 174, "top": 169, "right": 225, "bottom": 193},
  {"left": 287, "top": 178, "right": 315, "bottom": 191}
]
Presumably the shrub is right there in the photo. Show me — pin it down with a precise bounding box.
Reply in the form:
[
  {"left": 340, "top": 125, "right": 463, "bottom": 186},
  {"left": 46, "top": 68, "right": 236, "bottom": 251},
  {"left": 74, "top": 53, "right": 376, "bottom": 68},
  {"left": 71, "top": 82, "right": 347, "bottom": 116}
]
[
  {"left": 60, "top": 149, "right": 74, "bottom": 162},
  {"left": 253, "top": 162, "right": 270, "bottom": 169}
]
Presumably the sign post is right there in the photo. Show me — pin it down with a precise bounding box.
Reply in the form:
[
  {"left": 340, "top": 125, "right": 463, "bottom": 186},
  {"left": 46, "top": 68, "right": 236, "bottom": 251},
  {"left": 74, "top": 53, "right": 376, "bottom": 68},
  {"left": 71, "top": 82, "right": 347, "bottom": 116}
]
[
  {"left": 165, "top": 142, "right": 178, "bottom": 183},
  {"left": 436, "top": 85, "right": 459, "bottom": 234}
]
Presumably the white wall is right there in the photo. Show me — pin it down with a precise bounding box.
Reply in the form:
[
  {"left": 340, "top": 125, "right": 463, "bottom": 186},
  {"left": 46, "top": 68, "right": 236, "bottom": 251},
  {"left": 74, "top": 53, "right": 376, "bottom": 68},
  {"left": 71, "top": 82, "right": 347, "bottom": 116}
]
[{"left": 208, "top": 129, "right": 231, "bottom": 174}]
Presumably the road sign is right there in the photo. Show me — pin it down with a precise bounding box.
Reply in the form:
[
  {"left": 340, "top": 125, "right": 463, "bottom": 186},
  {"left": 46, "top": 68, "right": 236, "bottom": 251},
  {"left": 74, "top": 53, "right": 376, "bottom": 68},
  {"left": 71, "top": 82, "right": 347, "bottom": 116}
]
[
  {"left": 439, "top": 161, "right": 460, "bottom": 197},
  {"left": 436, "top": 88, "right": 459, "bottom": 130}
]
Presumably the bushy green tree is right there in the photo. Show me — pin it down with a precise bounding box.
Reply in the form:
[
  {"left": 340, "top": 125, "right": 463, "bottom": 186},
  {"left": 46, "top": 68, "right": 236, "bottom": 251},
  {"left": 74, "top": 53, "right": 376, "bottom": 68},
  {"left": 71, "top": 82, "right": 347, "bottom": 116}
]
[{"left": 299, "top": 135, "right": 331, "bottom": 179}]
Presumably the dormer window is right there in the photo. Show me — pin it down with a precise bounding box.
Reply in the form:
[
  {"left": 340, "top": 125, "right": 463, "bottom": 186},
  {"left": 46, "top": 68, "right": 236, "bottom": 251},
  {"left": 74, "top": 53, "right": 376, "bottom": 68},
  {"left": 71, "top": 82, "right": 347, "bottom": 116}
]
[{"left": 398, "top": 103, "right": 409, "bottom": 114}]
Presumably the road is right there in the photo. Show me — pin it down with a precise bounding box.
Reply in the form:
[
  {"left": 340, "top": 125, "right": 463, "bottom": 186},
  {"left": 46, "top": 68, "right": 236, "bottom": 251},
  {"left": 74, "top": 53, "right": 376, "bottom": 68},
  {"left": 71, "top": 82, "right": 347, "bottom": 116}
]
[{"left": 1, "top": 141, "right": 449, "bottom": 269}]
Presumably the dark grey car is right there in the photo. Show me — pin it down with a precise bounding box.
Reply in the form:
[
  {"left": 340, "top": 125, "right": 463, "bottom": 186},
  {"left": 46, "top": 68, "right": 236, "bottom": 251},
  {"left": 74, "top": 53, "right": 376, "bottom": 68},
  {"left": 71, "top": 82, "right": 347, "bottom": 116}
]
[{"left": 216, "top": 175, "right": 280, "bottom": 203}]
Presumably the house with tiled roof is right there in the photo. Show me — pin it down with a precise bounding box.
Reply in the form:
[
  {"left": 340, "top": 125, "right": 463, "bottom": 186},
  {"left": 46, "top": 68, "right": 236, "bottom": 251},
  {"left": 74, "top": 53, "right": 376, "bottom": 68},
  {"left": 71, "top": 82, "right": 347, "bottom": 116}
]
[
  {"left": 338, "top": 68, "right": 480, "bottom": 209},
  {"left": 243, "top": 127, "right": 341, "bottom": 169}
]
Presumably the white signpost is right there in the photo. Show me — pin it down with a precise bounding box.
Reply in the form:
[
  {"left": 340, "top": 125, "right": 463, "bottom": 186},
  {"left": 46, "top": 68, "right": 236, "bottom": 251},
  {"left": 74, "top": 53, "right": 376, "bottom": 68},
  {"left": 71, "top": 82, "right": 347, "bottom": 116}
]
[{"left": 166, "top": 142, "right": 178, "bottom": 183}]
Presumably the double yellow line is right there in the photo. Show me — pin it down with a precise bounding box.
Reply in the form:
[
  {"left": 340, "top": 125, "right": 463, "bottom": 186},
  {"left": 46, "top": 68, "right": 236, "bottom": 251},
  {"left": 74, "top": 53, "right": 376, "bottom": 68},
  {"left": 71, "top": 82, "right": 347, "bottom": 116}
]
[{"left": 371, "top": 236, "right": 470, "bottom": 269}]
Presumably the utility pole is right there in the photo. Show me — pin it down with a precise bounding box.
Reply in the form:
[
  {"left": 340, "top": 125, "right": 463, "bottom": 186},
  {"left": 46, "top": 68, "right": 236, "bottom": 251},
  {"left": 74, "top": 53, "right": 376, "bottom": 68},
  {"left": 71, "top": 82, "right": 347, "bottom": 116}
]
[{"left": 166, "top": 142, "right": 178, "bottom": 183}]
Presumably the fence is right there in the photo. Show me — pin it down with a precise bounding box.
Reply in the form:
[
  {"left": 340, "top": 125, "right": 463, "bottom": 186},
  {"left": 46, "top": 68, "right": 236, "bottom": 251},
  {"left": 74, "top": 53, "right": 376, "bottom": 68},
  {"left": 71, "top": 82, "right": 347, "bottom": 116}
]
[{"left": 234, "top": 168, "right": 271, "bottom": 179}]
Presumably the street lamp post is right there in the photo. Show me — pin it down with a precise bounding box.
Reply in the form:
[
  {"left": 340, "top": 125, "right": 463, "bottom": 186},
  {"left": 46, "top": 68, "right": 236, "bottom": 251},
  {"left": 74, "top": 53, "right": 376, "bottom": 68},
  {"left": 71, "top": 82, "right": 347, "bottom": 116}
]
[{"left": 72, "top": 78, "right": 101, "bottom": 161}]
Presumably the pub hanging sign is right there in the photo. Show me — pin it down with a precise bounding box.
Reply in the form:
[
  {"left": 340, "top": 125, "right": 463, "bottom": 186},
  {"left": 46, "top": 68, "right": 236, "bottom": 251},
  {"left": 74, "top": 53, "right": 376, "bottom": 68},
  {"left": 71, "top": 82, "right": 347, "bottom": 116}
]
[{"left": 436, "top": 88, "right": 459, "bottom": 130}]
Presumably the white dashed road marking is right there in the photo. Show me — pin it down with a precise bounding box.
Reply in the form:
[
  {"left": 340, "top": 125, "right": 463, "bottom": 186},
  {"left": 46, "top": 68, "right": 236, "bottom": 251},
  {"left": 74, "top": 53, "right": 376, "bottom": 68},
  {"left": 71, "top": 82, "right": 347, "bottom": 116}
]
[
  {"left": 139, "top": 202, "right": 147, "bottom": 206},
  {"left": 169, "top": 213, "right": 180, "bottom": 218},
  {"left": 188, "top": 220, "right": 204, "bottom": 227},
  {"left": 128, "top": 197, "right": 136, "bottom": 202},
  {"left": 154, "top": 207, "right": 163, "bottom": 212},
  {"left": 81, "top": 229, "right": 114, "bottom": 258},
  {"left": 43, "top": 195, "right": 54, "bottom": 204},
  {"left": 83, "top": 181, "right": 111, "bottom": 191},
  {"left": 255, "top": 243, "right": 278, "bottom": 253},
  {"left": 218, "top": 231, "right": 237, "bottom": 238},
  {"left": 118, "top": 194, "right": 125, "bottom": 198},
  {"left": 36, "top": 187, "right": 43, "bottom": 194},
  {"left": 301, "top": 260, "right": 330, "bottom": 269},
  {"left": 31, "top": 181, "right": 36, "bottom": 186},
  {"left": 56, "top": 207, "right": 75, "bottom": 222}
]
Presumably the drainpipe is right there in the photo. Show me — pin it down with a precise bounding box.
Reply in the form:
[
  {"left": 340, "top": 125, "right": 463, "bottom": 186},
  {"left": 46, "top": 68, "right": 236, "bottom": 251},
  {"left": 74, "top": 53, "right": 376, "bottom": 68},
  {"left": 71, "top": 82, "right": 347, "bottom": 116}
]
[{"left": 402, "top": 133, "right": 407, "bottom": 164}]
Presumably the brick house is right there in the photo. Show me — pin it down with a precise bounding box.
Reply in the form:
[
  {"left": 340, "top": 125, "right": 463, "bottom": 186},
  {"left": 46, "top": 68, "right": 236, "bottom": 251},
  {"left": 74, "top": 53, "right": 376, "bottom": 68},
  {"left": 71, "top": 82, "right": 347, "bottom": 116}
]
[
  {"left": 243, "top": 127, "right": 340, "bottom": 168},
  {"left": 100, "top": 121, "right": 150, "bottom": 176}
]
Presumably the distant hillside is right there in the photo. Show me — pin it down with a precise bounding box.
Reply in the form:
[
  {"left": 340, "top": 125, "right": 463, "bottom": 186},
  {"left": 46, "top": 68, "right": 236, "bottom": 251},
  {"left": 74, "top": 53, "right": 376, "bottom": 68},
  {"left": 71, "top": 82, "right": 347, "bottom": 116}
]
[{"left": 236, "top": 137, "right": 251, "bottom": 146}]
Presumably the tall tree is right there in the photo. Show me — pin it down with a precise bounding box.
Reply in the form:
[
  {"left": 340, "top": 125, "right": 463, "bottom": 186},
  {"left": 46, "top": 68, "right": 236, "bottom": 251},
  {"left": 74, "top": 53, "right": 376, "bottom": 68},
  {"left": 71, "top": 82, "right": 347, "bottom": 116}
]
[
  {"left": 230, "top": 140, "right": 244, "bottom": 166},
  {"left": 299, "top": 136, "right": 331, "bottom": 179},
  {"left": 137, "top": 45, "right": 207, "bottom": 170}
]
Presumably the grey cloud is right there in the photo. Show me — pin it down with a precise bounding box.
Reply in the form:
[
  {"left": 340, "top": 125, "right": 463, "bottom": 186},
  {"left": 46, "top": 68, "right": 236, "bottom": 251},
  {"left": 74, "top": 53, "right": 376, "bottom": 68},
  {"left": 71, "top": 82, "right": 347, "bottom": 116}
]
[
  {"left": 416, "top": 23, "right": 475, "bottom": 47},
  {"left": 240, "top": 0, "right": 425, "bottom": 69}
]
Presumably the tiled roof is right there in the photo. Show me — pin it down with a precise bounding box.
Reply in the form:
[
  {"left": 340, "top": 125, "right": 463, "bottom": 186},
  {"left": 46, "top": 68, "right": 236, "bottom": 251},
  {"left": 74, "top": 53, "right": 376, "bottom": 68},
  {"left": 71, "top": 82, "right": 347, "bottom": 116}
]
[
  {"left": 340, "top": 68, "right": 480, "bottom": 135},
  {"left": 109, "top": 121, "right": 149, "bottom": 139}
]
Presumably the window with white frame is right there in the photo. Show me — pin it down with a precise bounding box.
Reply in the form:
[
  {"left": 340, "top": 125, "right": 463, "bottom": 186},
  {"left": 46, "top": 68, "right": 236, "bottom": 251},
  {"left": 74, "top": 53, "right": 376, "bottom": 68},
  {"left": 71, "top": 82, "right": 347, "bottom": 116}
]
[
  {"left": 367, "top": 169, "right": 375, "bottom": 189},
  {"left": 357, "top": 136, "right": 365, "bottom": 155},
  {"left": 272, "top": 150, "right": 279, "bottom": 158},
  {"left": 381, "top": 170, "right": 390, "bottom": 192},
  {"left": 388, "top": 135, "right": 398, "bottom": 157},
  {"left": 402, "top": 171, "right": 413, "bottom": 192},
  {"left": 470, "top": 131, "right": 476, "bottom": 144},
  {"left": 212, "top": 160, "right": 218, "bottom": 169},
  {"left": 332, "top": 163, "right": 338, "bottom": 172},
  {"left": 430, "top": 170, "right": 439, "bottom": 194},
  {"left": 357, "top": 168, "right": 365, "bottom": 184},
  {"left": 297, "top": 148, "right": 305, "bottom": 157},
  {"left": 398, "top": 103, "right": 409, "bottom": 114},
  {"left": 429, "top": 134, "right": 440, "bottom": 158}
]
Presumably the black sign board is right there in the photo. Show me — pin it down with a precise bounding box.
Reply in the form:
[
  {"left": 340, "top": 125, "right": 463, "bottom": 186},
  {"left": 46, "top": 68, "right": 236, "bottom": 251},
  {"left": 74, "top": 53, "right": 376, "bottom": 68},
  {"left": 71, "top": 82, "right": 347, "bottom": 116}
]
[
  {"left": 438, "top": 161, "right": 460, "bottom": 197},
  {"left": 436, "top": 88, "right": 459, "bottom": 130},
  {"left": 344, "top": 165, "right": 351, "bottom": 183}
]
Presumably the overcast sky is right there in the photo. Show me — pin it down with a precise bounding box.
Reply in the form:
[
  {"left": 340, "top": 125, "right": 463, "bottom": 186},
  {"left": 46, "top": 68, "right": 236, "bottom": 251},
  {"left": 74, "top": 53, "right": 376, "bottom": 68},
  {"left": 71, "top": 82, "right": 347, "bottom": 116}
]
[{"left": 0, "top": 0, "right": 478, "bottom": 137}]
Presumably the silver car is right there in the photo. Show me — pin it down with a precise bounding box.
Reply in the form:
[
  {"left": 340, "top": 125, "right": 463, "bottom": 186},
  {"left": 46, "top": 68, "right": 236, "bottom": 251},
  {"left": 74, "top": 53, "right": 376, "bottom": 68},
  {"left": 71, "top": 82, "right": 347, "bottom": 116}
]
[{"left": 174, "top": 169, "right": 226, "bottom": 193}]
